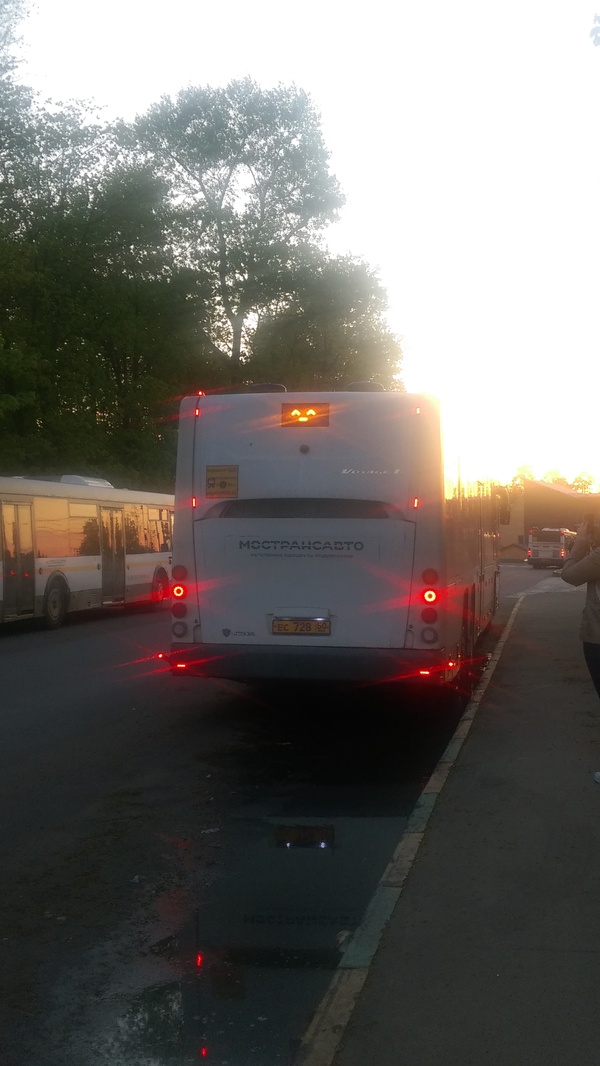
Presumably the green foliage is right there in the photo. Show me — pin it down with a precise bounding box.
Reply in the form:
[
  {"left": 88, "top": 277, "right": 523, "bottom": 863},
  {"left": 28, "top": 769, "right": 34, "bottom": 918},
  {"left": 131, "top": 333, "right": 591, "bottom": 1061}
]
[
  {"left": 0, "top": 58, "right": 404, "bottom": 486},
  {"left": 249, "top": 254, "right": 403, "bottom": 389},
  {"left": 0, "top": 0, "right": 28, "bottom": 78},
  {"left": 570, "top": 472, "right": 595, "bottom": 494},
  {"left": 507, "top": 467, "right": 598, "bottom": 496},
  {"left": 133, "top": 78, "right": 345, "bottom": 375}
]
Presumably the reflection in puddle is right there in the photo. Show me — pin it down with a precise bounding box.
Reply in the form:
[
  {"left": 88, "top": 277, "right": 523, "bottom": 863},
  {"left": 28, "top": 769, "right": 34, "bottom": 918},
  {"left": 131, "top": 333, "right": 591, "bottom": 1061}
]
[
  {"left": 101, "top": 981, "right": 202, "bottom": 1065},
  {"left": 100, "top": 948, "right": 341, "bottom": 1065},
  {"left": 73, "top": 690, "right": 467, "bottom": 1065}
]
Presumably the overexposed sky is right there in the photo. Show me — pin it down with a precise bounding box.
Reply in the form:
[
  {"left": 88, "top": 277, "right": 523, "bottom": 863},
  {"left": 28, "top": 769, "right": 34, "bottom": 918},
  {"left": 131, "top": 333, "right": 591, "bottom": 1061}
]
[{"left": 17, "top": 0, "right": 600, "bottom": 485}]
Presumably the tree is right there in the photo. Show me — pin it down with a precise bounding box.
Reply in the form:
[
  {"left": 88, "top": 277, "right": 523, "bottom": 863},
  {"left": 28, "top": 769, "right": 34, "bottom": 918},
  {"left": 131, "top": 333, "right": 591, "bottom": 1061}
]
[
  {"left": 0, "top": 0, "right": 28, "bottom": 78},
  {"left": 0, "top": 94, "right": 216, "bottom": 485},
  {"left": 541, "top": 469, "right": 571, "bottom": 489},
  {"left": 509, "top": 465, "right": 534, "bottom": 497},
  {"left": 248, "top": 253, "right": 403, "bottom": 389},
  {"left": 571, "top": 472, "right": 595, "bottom": 494},
  {"left": 133, "top": 78, "right": 344, "bottom": 378}
]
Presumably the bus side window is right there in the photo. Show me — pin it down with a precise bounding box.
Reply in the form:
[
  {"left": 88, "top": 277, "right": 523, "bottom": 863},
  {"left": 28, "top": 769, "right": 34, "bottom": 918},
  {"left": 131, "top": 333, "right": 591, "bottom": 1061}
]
[
  {"left": 124, "top": 505, "right": 145, "bottom": 554},
  {"left": 35, "top": 499, "right": 69, "bottom": 558},
  {"left": 160, "top": 518, "right": 172, "bottom": 552}
]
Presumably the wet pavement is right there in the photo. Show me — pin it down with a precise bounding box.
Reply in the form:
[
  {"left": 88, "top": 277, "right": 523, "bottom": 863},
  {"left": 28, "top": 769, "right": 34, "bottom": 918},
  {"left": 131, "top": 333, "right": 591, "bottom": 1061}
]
[{"left": 1, "top": 566, "right": 540, "bottom": 1065}]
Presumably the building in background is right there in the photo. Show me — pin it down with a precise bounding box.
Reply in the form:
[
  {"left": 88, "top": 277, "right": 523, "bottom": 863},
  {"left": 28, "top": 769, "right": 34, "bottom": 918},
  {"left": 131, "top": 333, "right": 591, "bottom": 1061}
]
[{"left": 498, "top": 481, "right": 600, "bottom": 563}]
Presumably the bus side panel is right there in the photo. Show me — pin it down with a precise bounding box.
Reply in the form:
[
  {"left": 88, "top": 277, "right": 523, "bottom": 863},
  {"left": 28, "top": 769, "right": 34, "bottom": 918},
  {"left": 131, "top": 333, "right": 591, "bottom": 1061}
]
[{"left": 35, "top": 558, "right": 103, "bottom": 616}]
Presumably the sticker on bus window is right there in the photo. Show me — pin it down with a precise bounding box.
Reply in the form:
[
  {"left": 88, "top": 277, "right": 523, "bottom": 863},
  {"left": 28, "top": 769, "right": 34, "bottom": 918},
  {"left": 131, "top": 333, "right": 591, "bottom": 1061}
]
[{"left": 206, "top": 466, "right": 239, "bottom": 498}]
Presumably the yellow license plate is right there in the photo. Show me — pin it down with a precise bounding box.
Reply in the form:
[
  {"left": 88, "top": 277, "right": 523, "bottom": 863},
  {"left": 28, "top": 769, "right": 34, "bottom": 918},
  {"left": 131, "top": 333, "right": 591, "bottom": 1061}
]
[{"left": 272, "top": 618, "right": 331, "bottom": 636}]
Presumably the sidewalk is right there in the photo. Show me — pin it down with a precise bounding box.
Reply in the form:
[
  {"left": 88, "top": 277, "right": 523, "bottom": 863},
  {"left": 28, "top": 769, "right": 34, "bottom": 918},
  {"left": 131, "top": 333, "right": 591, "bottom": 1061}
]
[{"left": 305, "top": 582, "right": 600, "bottom": 1066}]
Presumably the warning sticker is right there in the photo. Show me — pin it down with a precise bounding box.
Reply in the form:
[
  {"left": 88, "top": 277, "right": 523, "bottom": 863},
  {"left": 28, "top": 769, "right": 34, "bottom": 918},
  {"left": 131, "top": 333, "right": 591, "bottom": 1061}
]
[{"left": 206, "top": 465, "right": 239, "bottom": 498}]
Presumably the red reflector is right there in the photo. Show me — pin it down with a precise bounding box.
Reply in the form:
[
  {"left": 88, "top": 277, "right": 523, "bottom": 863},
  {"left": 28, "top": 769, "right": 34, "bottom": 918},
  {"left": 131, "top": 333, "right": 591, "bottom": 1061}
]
[
  {"left": 423, "top": 589, "right": 437, "bottom": 603},
  {"left": 172, "top": 585, "right": 185, "bottom": 598},
  {"left": 196, "top": 952, "right": 203, "bottom": 967}
]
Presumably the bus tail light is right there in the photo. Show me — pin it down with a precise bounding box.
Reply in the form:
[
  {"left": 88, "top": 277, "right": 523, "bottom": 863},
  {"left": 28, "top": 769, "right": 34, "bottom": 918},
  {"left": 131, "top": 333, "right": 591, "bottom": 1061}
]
[{"left": 171, "top": 565, "right": 189, "bottom": 633}]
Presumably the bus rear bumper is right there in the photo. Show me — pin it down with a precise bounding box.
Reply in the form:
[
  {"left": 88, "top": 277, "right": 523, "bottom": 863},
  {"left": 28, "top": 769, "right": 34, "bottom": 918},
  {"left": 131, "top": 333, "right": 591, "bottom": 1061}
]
[{"left": 169, "top": 642, "right": 458, "bottom": 684}]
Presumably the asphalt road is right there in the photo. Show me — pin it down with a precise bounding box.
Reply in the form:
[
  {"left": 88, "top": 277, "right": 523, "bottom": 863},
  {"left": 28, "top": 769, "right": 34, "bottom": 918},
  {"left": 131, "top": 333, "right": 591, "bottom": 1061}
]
[{"left": 1, "top": 563, "right": 545, "bottom": 1066}]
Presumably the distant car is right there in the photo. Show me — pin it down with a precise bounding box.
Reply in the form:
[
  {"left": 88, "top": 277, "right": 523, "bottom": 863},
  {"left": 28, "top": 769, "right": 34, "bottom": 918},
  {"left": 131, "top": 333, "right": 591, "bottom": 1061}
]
[{"left": 527, "top": 527, "right": 577, "bottom": 569}]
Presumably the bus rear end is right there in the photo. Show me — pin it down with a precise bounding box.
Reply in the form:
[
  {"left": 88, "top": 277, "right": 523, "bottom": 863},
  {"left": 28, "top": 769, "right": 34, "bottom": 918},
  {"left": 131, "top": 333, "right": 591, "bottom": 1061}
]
[
  {"left": 527, "top": 527, "right": 576, "bottom": 569},
  {"left": 170, "top": 389, "right": 450, "bottom": 684}
]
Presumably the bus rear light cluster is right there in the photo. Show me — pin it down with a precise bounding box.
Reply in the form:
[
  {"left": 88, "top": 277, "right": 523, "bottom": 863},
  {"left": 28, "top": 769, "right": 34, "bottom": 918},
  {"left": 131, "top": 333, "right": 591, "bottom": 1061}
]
[
  {"left": 171, "top": 565, "right": 189, "bottom": 635},
  {"left": 420, "top": 568, "right": 439, "bottom": 643}
]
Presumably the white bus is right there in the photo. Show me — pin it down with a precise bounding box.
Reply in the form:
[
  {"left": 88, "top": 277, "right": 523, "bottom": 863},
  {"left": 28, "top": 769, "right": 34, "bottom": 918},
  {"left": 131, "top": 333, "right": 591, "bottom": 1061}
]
[
  {"left": 527, "top": 527, "right": 577, "bottom": 569},
  {"left": 0, "top": 475, "right": 174, "bottom": 628},
  {"left": 169, "top": 386, "right": 508, "bottom": 688}
]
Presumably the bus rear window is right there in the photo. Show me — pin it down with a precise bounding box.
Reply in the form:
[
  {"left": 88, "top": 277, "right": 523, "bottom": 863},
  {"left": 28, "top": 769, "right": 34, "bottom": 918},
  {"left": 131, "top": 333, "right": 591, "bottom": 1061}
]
[
  {"left": 201, "top": 498, "right": 404, "bottom": 519},
  {"left": 532, "top": 530, "right": 560, "bottom": 543}
]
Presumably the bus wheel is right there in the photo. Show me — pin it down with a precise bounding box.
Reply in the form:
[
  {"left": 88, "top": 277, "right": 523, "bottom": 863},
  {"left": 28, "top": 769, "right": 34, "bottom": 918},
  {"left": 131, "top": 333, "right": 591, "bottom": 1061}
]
[
  {"left": 43, "top": 579, "right": 69, "bottom": 629},
  {"left": 151, "top": 570, "right": 170, "bottom": 610}
]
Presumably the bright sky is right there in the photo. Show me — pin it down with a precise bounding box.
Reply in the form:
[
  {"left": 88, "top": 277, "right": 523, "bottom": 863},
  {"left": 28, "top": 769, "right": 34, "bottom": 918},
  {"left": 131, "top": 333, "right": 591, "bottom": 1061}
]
[{"left": 17, "top": 0, "right": 600, "bottom": 487}]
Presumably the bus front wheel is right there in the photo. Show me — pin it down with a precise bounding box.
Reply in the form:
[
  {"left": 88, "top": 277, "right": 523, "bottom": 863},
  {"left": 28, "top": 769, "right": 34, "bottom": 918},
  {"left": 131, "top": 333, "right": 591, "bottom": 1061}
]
[{"left": 43, "top": 579, "right": 69, "bottom": 629}]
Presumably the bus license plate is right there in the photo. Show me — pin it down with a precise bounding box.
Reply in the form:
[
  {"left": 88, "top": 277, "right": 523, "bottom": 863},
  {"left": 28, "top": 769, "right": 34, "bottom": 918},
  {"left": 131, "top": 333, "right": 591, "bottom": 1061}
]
[{"left": 272, "top": 618, "right": 331, "bottom": 636}]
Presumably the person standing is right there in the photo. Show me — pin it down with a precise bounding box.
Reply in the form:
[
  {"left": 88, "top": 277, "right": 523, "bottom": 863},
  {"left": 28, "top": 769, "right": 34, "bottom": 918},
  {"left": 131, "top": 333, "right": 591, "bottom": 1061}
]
[{"left": 561, "top": 516, "right": 600, "bottom": 779}]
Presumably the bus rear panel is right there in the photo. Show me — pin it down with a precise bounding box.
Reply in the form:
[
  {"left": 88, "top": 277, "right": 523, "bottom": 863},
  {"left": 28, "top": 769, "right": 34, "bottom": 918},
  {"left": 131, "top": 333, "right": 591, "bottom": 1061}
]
[
  {"left": 527, "top": 527, "right": 577, "bottom": 569},
  {"left": 170, "top": 390, "right": 499, "bottom": 685}
]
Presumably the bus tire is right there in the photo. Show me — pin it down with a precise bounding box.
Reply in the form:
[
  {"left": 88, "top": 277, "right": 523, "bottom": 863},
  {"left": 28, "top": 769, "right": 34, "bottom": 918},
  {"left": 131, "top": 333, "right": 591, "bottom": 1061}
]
[
  {"left": 150, "top": 569, "right": 170, "bottom": 610},
  {"left": 43, "top": 578, "right": 69, "bottom": 629}
]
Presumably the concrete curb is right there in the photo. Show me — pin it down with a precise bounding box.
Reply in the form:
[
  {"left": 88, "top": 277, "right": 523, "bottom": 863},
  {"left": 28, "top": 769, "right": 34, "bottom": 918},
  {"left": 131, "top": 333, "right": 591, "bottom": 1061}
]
[{"left": 295, "top": 595, "right": 526, "bottom": 1066}]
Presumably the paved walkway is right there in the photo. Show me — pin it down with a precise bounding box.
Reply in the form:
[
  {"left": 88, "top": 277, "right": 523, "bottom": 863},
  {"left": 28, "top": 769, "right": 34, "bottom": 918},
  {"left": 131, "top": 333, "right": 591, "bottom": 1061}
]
[{"left": 300, "top": 580, "right": 600, "bottom": 1066}]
